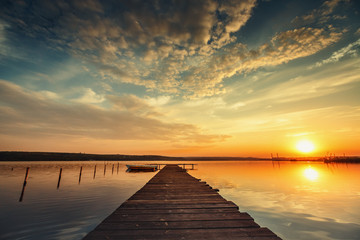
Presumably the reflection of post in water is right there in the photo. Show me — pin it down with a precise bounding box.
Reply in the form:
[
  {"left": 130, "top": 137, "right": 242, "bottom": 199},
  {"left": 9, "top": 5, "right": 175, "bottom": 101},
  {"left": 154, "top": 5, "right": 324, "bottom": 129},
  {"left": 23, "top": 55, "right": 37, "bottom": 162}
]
[
  {"left": 78, "top": 166, "right": 82, "bottom": 184},
  {"left": 19, "top": 167, "right": 30, "bottom": 202},
  {"left": 104, "top": 164, "right": 106, "bottom": 176},
  {"left": 112, "top": 164, "right": 114, "bottom": 175},
  {"left": 117, "top": 162, "right": 119, "bottom": 174},
  {"left": 93, "top": 165, "right": 96, "bottom": 179},
  {"left": 57, "top": 168, "right": 62, "bottom": 189}
]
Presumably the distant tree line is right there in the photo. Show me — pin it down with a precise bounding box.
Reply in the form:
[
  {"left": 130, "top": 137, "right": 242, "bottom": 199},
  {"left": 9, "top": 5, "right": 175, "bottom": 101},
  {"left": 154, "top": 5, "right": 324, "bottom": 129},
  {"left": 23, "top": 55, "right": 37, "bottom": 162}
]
[{"left": 0, "top": 151, "right": 175, "bottom": 161}]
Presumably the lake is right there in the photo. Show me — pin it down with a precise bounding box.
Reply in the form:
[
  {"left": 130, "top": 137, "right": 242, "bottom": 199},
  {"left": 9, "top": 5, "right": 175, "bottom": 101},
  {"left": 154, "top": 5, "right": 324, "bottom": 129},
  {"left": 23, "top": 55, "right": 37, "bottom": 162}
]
[{"left": 0, "top": 161, "right": 359, "bottom": 240}]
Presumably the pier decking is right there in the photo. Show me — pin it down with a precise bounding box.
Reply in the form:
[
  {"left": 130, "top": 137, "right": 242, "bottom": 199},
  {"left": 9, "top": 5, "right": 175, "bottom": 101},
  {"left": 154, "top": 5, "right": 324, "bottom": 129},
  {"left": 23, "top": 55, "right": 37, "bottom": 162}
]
[{"left": 83, "top": 165, "right": 281, "bottom": 239}]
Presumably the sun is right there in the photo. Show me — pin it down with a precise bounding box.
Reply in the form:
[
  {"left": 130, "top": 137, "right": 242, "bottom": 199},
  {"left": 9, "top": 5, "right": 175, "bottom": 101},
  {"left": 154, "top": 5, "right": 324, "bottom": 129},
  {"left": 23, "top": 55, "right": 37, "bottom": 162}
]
[{"left": 296, "top": 140, "right": 315, "bottom": 153}]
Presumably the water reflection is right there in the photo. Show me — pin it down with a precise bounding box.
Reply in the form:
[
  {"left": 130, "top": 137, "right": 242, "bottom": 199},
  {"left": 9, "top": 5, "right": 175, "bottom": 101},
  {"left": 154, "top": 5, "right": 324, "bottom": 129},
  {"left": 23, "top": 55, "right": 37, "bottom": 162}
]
[
  {"left": 190, "top": 161, "right": 360, "bottom": 240},
  {"left": 0, "top": 161, "right": 158, "bottom": 240},
  {"left": 303, "top": 166, "right": 319, "bottom": 181},
  {"left": 1, "top": 161, "right": 359, "bottom": 240}
]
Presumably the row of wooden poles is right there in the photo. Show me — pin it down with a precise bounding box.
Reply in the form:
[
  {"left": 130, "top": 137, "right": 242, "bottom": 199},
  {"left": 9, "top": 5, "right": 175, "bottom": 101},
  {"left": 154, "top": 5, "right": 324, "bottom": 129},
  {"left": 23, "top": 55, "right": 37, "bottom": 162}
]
[{"left": 19, "top": 163, "right": 121, "bottom": 202}]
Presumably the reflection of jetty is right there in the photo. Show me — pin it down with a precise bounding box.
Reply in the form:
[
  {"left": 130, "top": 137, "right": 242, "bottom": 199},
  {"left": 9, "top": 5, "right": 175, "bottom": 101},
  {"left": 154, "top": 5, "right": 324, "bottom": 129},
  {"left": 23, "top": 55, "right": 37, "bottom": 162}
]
[{"left": 83, "top": 165, "right": 281, "bottom": 239}]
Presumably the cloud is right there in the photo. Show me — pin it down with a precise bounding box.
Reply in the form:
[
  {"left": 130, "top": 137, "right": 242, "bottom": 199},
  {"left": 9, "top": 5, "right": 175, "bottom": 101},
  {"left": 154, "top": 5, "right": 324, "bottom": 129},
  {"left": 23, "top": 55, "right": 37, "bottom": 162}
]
[
  {"left": 73, "top": 88, "right": 105, "bottom": 104},
  {"left": 0, "top": 20, "right": 8, "bottom": 44},
  {"left": 180, "top": 27, "right": 342, "bottom": 98},
  {"left": 292, "top": 0, "right": 350, "bottom": 26},
  {"left": 0, "top": 0, "right": 350, "bottom": 99},
  {"left": 356, "top": 28, "right": 360, "bottom": 35},
  {"left": 0, "top": 20, "right": 9, "bottom": 57},
  {"left": 1, "top": 0, "right": 256, "bottom": 96},
  {"left": 0, "top": 80, "right": 224, "bottom": 143},
  {"left": 219, "top": 0, "right": 256, "bottom": 33},
  {"left": 229, "top": 57, "right": 360, "bottom": 108},
  {"left": 312, "top": 38, "right": 360, "bottom": 68},
  {"left": 146, "top": 96, "right": 171, "bottom": 106},
  {"left": 106, "top": 94, "right": 160, "bottom": 117}
]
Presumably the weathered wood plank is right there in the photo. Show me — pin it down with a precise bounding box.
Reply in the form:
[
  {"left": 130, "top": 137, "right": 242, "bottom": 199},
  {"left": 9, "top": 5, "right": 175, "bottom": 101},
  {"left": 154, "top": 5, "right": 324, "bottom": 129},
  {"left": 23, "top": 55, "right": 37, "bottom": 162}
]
[
  {"left": 85, "top": 227, "right": 277, "bottom": 237},
  {"left": 84, "top": 228, "right": 281, "bottom": 240},
  {"left": 119, "top": 202, "right": 240, "bottom": 210},
  {"left": 129, "top": 194, "right": 224, "bottom": 200},
  {"left": 104, "top": 212, "right": 253, "bottom": 222},
  {"left": 122, "top": 199, "right": 229, "bottom": 204},
  {"left": 94, "top": 219, "right": 260, "bottom": 230},
  {"left": 85, "top": 233, "right": 281, "bottom": 240},
  {"left": 113, "top": 208, "right": 241, "bottom": 214}
]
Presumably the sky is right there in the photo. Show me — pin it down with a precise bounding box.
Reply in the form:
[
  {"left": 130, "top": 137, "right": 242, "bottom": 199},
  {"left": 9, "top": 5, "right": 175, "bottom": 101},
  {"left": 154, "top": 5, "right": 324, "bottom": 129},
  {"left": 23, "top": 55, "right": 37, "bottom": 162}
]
[{"left": 0, "top": 0, "right": 359, "bottom": 157}]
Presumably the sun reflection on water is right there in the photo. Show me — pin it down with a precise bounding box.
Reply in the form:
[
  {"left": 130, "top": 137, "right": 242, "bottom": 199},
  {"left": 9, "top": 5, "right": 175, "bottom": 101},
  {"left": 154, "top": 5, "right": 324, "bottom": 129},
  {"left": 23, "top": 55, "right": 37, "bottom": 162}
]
[{"left": 303, "top": 167, "right": 319, "bottom": 181}]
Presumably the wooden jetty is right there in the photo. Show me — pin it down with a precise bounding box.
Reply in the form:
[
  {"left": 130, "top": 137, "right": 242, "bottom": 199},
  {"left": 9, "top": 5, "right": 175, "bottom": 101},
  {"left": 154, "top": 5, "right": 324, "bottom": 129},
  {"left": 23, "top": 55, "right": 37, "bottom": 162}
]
[{"left": 83, "top": 165, "right": 281, "bottom": 239}]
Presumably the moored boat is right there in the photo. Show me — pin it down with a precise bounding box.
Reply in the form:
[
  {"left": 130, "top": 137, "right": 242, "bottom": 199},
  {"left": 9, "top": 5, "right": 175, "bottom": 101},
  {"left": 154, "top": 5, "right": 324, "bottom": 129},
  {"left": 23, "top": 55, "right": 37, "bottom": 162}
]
[{"left": 126, "top": 164, "right": 158, "bottom": 171}]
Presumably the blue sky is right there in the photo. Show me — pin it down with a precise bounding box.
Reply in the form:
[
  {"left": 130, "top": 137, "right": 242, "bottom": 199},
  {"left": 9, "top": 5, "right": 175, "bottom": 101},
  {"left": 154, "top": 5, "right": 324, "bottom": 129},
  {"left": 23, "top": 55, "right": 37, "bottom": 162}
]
[{"left": 1, "top": 0, "right": 359, "bottom": 156}]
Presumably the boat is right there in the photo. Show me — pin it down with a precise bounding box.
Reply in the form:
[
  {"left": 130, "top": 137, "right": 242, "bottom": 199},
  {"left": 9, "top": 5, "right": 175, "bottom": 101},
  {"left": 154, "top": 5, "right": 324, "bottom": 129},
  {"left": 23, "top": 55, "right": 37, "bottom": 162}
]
[{"left": 126, "top": 164, "right": 158, "bottom": 172}]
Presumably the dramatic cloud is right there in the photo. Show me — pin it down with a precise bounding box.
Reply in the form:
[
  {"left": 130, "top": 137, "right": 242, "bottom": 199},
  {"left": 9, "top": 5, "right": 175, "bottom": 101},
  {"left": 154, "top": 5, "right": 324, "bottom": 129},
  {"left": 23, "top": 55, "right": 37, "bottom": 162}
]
[
  {"left": 1, "top": 0, "right": 257, "bottom": 96},
  {"left": 1, "top": 0, "right": 359, "bottom": 156},
  {"left": 313, "top": 38, "right": 360, "bottom": 68},
  {"left": 0, "top": 80, "right": 225, "bottom": 143},
  {"left": 180, "top": 27, "right": 342, "bottom": 98},
  {"left": 292, "top": 0, "right": 350, "bottom": 26}
]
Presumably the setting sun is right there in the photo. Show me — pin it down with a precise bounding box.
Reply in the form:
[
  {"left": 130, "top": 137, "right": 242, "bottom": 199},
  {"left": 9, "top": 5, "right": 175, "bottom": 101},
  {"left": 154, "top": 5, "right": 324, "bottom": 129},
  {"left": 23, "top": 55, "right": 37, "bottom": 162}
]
[{"left": 296, "top": 140, "right": 315, "bottom": 153}]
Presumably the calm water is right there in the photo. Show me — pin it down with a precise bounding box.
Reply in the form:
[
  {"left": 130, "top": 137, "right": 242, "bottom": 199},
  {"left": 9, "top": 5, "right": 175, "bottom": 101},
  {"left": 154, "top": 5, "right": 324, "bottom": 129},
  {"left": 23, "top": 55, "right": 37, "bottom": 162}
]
[{"left": 0, "top": 161, "right": 359, "bottom": 240}]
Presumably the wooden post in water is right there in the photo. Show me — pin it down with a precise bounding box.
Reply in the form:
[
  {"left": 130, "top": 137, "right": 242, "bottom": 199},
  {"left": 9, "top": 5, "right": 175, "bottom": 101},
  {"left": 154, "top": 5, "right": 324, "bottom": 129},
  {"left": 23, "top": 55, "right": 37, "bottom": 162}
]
[
  {"left": 78, "top": 166, "right": 83, "bottom": 184},
  {"left": 93, "top": 165, "right": 96, "bottom": 179},
  {"left": 104, "top": 164, "right": 106, "bottom": 176},
  {"left": 57, "top": 168, "right": 62, "bottom": 189},
  {"left": 117, "top": 163, "right": 119, "bottom": 174},
  {"left": 112, "top": 164, "right": 114, "bottom": 175},
  {"left": 19, "top": 167, "right": 30, "bottom": 202}
]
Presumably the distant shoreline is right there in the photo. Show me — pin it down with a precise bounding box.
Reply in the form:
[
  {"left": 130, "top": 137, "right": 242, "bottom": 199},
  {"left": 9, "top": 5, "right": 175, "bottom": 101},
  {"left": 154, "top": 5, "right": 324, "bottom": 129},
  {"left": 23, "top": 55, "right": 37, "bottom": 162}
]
[
  {"left": 0, "top": 151, "right": 268, "bottom": 162},
  {"left": 0, "top": 151, "right": 359, "bottom": 163}
]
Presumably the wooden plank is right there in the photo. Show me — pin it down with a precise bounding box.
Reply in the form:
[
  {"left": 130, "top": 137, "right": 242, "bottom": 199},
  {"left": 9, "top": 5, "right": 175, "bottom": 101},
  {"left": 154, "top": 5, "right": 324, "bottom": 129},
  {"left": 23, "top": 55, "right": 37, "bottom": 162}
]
[
  {"left": 85, "top": 233, "right": 281, "bottom": 240},
  {"left": 104, "top": 212, "right": 253, "bottom": 222},
  {"left": 113, "top": 208, "right": 241, "bottom": 214},
  {"left": 129, "top": 194, "right": 224, "bottom": 200},
  {"left": 83, "top": 165, "right": 281, "bottom": 239},
  {"left": 84, "top": 228, "right": 281, "bottom": 240},
  {"left": 84, "top": 227, "right": 277, "bottom": 237},
  {"left": 94, "top": 220, "right": 260, "bottom": 230},
  {"left": 119, "top": 202, "right": 240, "bottom": 210},
  {"left": 122, "top": 199, "right": 229, "bottom": 204}
]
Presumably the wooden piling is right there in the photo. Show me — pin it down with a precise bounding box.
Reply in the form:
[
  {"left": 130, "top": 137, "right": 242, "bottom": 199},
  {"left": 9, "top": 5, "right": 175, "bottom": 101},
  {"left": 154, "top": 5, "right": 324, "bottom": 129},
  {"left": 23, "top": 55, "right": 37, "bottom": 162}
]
[
  {"left": 79, "top": 166, "right": 83, "bottom": 184},
  {"left": 83, "top": 165, "right": 281, "bottom": 240},
  {"left": 93, "top": 165, "right": 97, "bottom": 179},
  {"left": 57, "top": 168, "right": 62, "bottom": 189},
  {"left": 19, "top": 167, "right": 30, "bottom": 202}
]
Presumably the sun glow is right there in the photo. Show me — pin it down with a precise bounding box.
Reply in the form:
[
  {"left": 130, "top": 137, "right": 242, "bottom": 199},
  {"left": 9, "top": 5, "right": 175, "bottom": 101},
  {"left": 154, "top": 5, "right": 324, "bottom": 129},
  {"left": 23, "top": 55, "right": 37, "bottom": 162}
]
[
  {"left": 296, "top": 140, "right": 315, "bottom": 153},
  {"left": 303, "top": 167, "right": 319, "bottom": 181}
]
